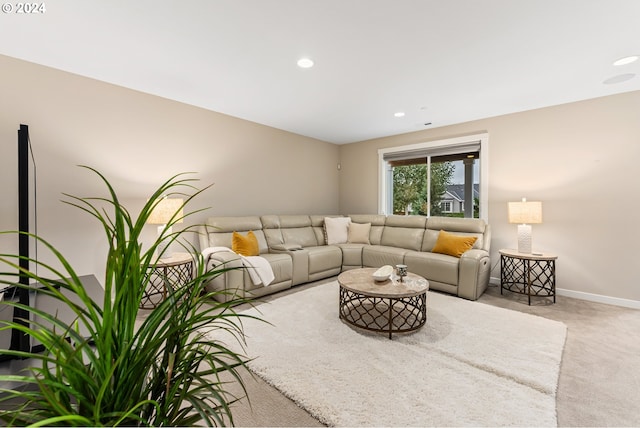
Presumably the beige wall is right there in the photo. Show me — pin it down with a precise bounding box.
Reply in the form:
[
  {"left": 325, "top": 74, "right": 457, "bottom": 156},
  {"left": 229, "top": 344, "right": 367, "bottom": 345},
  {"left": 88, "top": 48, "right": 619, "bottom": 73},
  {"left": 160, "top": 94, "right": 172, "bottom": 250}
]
[
  {"left": 0, "top": 55, "right": 340, "bottom": 280},
  {"left": 2, "top": 53, "right": 639, "bottom": 306},
  {"left": 339, "top": 91, "right": 640, "bottom": 305}
]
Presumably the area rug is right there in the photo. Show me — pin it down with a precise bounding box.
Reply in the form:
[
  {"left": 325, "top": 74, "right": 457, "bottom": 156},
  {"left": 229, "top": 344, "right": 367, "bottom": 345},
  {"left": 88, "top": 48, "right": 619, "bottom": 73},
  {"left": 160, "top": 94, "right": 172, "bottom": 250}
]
[{"left": 207, "top": 282, "right": 567, "bottom": 427}]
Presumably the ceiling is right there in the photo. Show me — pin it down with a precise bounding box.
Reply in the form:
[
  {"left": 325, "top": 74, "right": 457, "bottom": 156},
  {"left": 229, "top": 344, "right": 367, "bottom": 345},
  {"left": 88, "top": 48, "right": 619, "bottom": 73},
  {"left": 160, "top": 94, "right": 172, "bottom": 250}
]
[{"left": 1, "top": 0, "right": 639, "bottom": 144}]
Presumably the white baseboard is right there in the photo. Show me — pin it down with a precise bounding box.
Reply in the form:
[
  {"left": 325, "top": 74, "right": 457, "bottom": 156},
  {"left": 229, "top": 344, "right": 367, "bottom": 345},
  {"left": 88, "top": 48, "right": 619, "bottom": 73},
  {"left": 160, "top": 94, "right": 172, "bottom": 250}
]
[
  {"left": 555, "top": 288, "right": 640, "bottom": 309},
  {"left": 488, "top": 276, "right": 640, "bottom": 309}
]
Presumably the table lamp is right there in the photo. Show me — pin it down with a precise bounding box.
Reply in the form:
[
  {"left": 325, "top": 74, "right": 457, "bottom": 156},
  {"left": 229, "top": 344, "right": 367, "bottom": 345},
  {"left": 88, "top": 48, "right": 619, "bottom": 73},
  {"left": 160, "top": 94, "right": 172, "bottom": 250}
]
[
  {"left": 508, "top": 198, "right": 542, "bottom": 254},
  {"left": 147, "top": 197, "right": 184, "bottom": 258}
]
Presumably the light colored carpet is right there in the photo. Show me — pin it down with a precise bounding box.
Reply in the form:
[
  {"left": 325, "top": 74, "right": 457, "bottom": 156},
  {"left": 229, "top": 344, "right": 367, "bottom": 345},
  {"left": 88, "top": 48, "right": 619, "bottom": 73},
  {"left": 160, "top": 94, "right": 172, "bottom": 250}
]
[{"left": 209, "top": 281, "right": 567, "bottom": 427}]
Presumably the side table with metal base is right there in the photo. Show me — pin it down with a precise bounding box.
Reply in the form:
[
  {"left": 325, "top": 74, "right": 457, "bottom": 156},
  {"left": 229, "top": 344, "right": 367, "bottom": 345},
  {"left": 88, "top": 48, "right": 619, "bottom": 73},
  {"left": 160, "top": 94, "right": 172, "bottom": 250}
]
[
  {"left": 140, "top": 252, "right": 194, "bottom": 309},
  {"left": 499, "top": 249, "right": 557, "bottom": 305}
]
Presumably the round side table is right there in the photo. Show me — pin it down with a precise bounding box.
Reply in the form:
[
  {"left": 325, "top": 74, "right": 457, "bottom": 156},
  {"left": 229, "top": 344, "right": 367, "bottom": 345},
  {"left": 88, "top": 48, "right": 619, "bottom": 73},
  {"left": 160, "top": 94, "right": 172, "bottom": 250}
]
[
  {"left": 140, "top": 252, "right": 194, "bottom": 309},
  {"left": 499, "top": 249, "right": 557, "bottom": 305}
]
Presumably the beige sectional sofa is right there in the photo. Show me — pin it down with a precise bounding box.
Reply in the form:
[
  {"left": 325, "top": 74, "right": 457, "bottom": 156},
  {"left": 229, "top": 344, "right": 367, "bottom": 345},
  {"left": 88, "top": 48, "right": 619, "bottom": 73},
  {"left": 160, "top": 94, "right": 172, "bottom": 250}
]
[{"left": 198, "top": 214, "right": 491, "bottom": 302}]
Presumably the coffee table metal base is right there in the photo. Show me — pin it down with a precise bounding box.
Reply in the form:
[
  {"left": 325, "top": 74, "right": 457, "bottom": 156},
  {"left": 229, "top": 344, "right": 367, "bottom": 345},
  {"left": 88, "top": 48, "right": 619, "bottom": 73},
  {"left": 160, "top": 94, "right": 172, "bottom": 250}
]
[{"left": 339, "top": 285, "right": 427, "bottom": 339}]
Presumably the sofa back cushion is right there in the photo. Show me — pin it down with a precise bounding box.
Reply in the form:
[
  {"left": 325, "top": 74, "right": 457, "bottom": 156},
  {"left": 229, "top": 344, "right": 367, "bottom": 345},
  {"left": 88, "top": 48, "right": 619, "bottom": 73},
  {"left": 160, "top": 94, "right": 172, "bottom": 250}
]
[
  {"left": 204, "top": 216, "right": 269, "bottom": 254},
  {"left": 310, "top": 215, "right": 326, "bottom": 244},
  {"left": 349, "top": 214, "right": 386, "bottom": 245},
  {"left": 380, "top": 215, "right": 426, "bottom": 251},
  {"left": 423, "top": 216, "right": 488, "bottom": 252},
  {"left": 261, "top": 215, "right": 319, "bottom": 248}
]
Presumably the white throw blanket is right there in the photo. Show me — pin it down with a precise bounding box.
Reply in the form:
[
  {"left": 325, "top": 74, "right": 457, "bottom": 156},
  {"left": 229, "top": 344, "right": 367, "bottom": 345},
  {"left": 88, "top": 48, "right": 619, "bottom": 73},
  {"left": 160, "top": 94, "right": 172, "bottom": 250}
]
[{"left": 201, "top": 246, "right": 275, "bottom": 286}]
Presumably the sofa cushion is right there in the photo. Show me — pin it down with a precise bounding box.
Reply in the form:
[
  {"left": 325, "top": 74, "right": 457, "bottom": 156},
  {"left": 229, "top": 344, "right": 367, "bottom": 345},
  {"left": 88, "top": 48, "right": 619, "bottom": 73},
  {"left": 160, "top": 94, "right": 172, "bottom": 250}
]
[
  {"left": 385, "top": 215, "right": 428, "bottom": 229},
  {"left": 404, "top": 251, "right": 459, "bottom": 286},
  {"left": 262, "top": 215, "right": 319, "bottom": 248},
  {"left": 362, "top": 245, "right": 408, "bottom": 267},
  {"left": 207, "top": 216, "right": 262, "bottom": 232},
  {"left": 307, "top": 245, "right": 343, "bottom": 274},
  {"left": 337, "top": 243, "right": 364, "bottom": 267},
  {"left": 427, "top": 216, "right": 486, "bottom": 233},
  {"left": 380, "top": 217, "right": 425, "bottom": 251},
  {"left": 283, "top": 227, "right": 318, "bottom": 247},
  {"left": 245, "top": 252, "right": 293, "bottom": 291},
  {"left": 205, "top": 216, "right": 269, "bottom": 253},
  {"left": 431, "top": 230, "right": 478, "bottom": 258},
  {"left": 261, "top": 215, "right": 284, "bottom": 247},
  {"left": 324, "top": 216, "right": 351, "bottom": 245},
  {"left": 424, "top": 216, "right": 487, "bottom": 251},
  {"left": 347, "top": 222, "right": 371, "bottom": 244},
  {"left": 232, "top": 231, "right": 260, "bottom": 256},
  {"left": 277, "top": 215, "right": 312, "bottom": 228}
]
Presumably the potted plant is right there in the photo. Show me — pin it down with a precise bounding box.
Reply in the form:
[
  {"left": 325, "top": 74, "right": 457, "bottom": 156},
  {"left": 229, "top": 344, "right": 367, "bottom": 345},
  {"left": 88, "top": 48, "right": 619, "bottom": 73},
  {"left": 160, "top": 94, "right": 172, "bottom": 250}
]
[{"left": 0, "top": 167, "right": 256, "bottom": 426}]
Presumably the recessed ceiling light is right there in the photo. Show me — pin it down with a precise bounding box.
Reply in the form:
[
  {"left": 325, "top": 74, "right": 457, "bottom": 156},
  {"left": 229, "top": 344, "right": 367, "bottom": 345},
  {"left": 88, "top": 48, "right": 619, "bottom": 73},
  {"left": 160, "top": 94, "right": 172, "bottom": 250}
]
[
  {"left": 394, "top": 112, "right": 405, "bottom": 118},
  {"left": 613, "top": 55, "right": 639, "bottom": 66},
  {"left": 603, "top": 73, "right": 636, "bottom": 85},
  {"left": 297, "top": 58, "right": 314, "bottom": 68}
]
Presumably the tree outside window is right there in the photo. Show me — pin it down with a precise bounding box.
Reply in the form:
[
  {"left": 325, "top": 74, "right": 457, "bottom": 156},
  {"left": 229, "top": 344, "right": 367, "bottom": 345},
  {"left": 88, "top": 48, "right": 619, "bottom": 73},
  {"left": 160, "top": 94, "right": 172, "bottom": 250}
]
[
  {"left": 380, "top": 133, "right": 487, "bottom": 219},
  {"left": 392, "top": 161, "right": 454, "bottom": 215}
]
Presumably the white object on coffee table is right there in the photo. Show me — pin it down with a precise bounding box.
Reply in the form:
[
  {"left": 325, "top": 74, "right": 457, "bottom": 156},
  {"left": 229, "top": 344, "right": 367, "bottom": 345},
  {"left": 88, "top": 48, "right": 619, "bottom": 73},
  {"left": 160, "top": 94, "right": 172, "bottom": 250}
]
[{"left": 372, "top": 265, "right": 393, "bottom": 281}]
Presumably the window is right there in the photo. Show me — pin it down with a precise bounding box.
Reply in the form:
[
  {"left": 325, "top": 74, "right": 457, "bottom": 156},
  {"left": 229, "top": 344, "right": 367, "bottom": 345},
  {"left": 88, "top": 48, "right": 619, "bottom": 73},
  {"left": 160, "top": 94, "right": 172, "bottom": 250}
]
[{"left": 378, "top": 133, "right": 489, "bottom": 219}]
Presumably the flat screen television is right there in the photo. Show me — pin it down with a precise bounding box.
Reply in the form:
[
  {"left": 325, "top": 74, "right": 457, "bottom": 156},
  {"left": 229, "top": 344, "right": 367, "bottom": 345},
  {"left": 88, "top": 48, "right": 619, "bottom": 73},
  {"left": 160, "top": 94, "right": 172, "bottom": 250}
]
[
  {"left": 0, "top": 125, "right": 103, "bottom": 363},
  {"left": 13, "top": 124, "right": 31, "bottom": 353},
  {"left": 0, "top": 124, "right": 34, "bottom": 361}
]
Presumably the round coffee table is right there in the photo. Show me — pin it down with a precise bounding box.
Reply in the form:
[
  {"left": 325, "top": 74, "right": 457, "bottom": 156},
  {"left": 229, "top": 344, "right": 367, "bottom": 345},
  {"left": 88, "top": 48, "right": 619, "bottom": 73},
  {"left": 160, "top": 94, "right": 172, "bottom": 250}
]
[{"left": 338, "top": 268, "right": 429, "bottom": 339}]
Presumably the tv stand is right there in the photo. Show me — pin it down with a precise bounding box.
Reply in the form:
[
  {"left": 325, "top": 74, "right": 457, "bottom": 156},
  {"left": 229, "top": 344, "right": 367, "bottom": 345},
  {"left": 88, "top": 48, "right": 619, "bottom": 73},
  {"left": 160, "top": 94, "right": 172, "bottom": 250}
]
[{"left": 0, "top": 275, "right": 104, "bottom": 363}]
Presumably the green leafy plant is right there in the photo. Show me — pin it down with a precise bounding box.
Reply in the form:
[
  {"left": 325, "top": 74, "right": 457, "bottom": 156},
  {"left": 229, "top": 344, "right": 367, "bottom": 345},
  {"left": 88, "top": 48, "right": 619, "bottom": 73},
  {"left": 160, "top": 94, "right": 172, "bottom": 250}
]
[{"left": 0, "top": 167, "right": 256, "bottom": 426}]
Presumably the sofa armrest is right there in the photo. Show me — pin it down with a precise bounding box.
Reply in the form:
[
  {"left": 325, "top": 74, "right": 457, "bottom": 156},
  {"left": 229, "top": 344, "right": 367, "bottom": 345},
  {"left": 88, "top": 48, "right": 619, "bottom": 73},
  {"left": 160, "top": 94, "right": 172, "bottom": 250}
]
[
  {"left": 204, "top": 252, "right": 246, "bottom": 302},
  {"left": 457, "top": 249, "right": 491, "bottom": 300},
  {"left": 269, "top": 247, "right": 309, "bottom": 285},
  {"left": 270, "top": 243, "right": 303, "bottom": 251},
  {"left": 207, "top": 251, "right": 240, "bottom": 264},
  {"left": 197, "top": 225, "right": 210, "bottom": 254}
]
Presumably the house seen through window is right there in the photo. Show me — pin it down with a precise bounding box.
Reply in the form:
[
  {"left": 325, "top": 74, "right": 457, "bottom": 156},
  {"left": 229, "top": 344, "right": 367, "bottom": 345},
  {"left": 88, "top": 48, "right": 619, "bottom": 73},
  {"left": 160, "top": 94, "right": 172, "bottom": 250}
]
[
  {"left": 379, "top": 134, "right": 488, "bottom": 219},
  {"left": 390, "top": 152, "right": 479, "bottom": 218}
]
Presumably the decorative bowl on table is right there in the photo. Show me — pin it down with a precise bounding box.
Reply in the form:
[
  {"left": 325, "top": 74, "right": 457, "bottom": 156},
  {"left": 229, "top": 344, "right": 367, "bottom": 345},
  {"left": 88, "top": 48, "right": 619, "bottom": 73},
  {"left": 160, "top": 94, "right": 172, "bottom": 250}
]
[{"left": 372, "top": 265, "right": 394, "bottom": 282}]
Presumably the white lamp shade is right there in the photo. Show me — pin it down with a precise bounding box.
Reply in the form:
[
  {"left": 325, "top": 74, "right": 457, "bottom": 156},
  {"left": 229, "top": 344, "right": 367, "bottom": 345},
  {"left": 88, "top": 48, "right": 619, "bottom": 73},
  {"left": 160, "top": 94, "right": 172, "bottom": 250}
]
[
  {"left": 147, "top": 198, "right": 184, "bottom": 225},
  {"left": 508, "top": 200, "right": 542, "bottom": 224}
]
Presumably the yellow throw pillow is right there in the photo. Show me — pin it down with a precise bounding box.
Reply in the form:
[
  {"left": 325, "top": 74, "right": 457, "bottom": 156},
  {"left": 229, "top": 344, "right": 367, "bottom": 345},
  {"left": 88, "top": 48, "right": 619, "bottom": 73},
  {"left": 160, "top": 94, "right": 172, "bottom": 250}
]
[
  {"left": 232, "top": 230, "right": 260, "bottom": 256},
  {"left": 431, "top": 230, "right": 477, "bottom": 258}
]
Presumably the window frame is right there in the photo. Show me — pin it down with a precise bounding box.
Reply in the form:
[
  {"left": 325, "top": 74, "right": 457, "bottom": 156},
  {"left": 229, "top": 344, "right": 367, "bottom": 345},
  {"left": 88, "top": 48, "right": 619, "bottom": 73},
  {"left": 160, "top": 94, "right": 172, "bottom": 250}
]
[{"left": 377, "top": 132, "right": 489, "bottom": 220}]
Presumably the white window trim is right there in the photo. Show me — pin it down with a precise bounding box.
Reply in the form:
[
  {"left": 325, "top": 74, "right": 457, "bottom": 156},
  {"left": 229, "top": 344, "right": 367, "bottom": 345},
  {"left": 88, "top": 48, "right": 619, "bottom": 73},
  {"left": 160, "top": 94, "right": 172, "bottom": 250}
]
[{"left": 377, "top": 132, "right": 489, "bottom": 220}]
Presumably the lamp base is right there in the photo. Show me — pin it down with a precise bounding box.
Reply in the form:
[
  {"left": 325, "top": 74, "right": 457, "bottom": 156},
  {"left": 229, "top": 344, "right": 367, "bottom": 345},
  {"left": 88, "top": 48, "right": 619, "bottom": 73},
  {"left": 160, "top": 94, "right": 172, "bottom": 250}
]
[
  {"left": 157, "top": 242, "right": 172, "bottom": 259},
  {"left": 517, "top": 224, "right": 532, "bottom": 254},
  {"left": 157, "top": 225, "right": 173, "bottom": 259}
]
